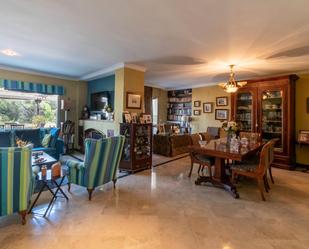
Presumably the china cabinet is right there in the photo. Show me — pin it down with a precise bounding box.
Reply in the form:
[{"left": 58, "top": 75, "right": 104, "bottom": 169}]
[
  {"left": 119, "top": 123, "right": 152, "bottom": 172},
  {"left": 231, "top": 75, "right": 298, "bottom": 169}
]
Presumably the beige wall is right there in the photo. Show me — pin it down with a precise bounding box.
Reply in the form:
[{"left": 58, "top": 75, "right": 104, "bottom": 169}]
[
  {"left": 0, "top": 69, "right": 87, "bottom": 146},
  {"left": 191, "top": 85, "right": 231, "bottom": 133},
  {"left": 295, "top": 74, "right": 309, "bottom": 165},
  {"left": 152, "top": 87, "right": 168, "bottom": 123}
]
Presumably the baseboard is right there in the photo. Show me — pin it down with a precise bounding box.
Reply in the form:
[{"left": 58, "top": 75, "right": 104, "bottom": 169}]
[{"left": 295, "top": 163, "right": 309, "bottom": 169}]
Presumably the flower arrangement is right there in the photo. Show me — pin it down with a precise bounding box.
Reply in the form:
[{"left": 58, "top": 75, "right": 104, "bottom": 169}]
[
  {"left": 16, "top": 137, "right": 28, "bottom": 147},
  {"left": 222, "top": 121, "right": 239, "bottom": 133},
  {"left": 104, "top": 104, "right": 113, "bottom": 113}
]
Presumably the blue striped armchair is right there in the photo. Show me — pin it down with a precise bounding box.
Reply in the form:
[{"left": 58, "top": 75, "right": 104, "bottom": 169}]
[
  {"left": 65, "top": 136, "right": 125, "bottom": 200},
  {"left": 0, "top": 147, "right": 34, "bottom": 224}
]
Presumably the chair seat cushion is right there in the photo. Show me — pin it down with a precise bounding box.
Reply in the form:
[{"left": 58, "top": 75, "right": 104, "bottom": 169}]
[
  {"left": 231, "top": 163, "right": 258, "bottom": 172},
  {"left": 195, "top": 154, "right": 215, "bottom": 165}
]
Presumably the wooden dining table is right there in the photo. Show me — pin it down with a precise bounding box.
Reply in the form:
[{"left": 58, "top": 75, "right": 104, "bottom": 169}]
[{"left": 188, "top": 139, "right": 264, "bottom": 198}]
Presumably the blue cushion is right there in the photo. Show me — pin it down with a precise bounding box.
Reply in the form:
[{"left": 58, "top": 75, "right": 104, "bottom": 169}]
[
  {"left": 0, "top": 131, "right": 12, "bottom": 147},
  {"left": 49, "top": 128, "right": 60, "bottom": 148}
]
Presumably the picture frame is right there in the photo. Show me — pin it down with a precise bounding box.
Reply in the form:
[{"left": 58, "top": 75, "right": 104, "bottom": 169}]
[
  {"left": 298, "top": 130, "right": 309, "bottom": 143},
  {"left": 194, "top": 101, "right": 201, "bottom": 107},
  {"left": 193, "top": 110, "right": 201, "bottom": 116},
  {"left": 215, "top": 109, "right": 229, "bottom": 120},
  {"left": 203, "top": 102, "right": 213, "bottom": 113},
  {"left": 126, "top": 92, "right": 142, "bottom": 109},
  {"left": 124, "top": 113, "right": 132, "bottom": 123},
  {"left": 131, "top": 113, "right": 138, "bottom": 123},
  {"left": 216, "top": 96, "right": 228, "bottom": 106},
  {"left": 142, "top": 114, "right": 152, "bottom": 124}
]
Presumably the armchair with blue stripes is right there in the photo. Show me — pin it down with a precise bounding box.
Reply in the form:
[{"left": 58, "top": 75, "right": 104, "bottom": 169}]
[
  {"left": 64, "top": 136, "right": 125, "bottom": 200},
  {"left": 0, "top": 147, "right": 34, "bottom": 224}
]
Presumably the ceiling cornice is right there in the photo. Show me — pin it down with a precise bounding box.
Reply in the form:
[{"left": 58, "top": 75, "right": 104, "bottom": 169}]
[
  {"left": 80, "top": 62, "right": 147, "bottom": 81},
  {"left": 0, "top": 64, "right": 80, "bottom": 81}
]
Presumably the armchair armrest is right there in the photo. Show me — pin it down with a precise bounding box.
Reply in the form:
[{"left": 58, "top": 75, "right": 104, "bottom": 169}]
[{"left": 65, "top": 160, "right": 86, "bottom": 186}]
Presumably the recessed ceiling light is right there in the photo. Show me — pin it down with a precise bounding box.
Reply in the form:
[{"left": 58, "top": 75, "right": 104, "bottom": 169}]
[{"left": 1, "top": 49, "right": 20, "bottom": 57}]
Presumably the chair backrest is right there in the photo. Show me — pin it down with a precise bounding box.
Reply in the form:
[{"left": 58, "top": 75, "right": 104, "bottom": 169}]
[
  {"left": 190, "top": 133, "right": 201, "bottom": 146},
  {"left": 84, "top": 136, "right": 125, "bottom": 188},
  {"left": 239, "top": 132, "right": 261, "bottom": 142},
  {"left": 199, "top": 132, "right": 212, "bottom": 142},
  {"left": 256, "top": 141, "right": 271, "bottom": 175},
  {"left": 0, "top": 147, "right": 32, "bottom": 216},
  {"left": 206, "top": 127, "right": 220, "bottom": 139}
]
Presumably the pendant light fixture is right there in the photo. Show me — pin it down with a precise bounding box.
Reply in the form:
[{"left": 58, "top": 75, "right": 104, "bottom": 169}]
[{"left": 218, "top": 65, "right": 247, "bottom": 93}]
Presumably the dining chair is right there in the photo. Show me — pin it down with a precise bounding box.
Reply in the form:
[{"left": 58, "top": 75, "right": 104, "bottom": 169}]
[
  {"left": 267, "top": 138, "right": 278, "bottom": 184},
  {"left": 188, "top": 133, "right": 214, "bottom": 177},
  {"left": 231, "top": 141, "right": 271, "bottom": 201}
]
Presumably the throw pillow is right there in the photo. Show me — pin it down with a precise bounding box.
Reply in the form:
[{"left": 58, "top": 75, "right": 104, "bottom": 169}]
[{"left": 42, "top": 134, "right": 51, "bottom": 148}]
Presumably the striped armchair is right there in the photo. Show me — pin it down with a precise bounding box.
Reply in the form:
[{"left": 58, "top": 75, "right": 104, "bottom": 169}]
[
  {"left": 65, "top": 136, "right": 125, "bottom": 200},
  {"left": 0, "top": 147, "right": 34, "bottom": 224}
]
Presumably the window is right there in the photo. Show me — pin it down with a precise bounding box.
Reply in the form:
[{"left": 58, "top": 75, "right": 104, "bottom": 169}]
[
  {"left": 152, "top": 98, "right": 158, "bottom": 125},
  {"left": 0, "top": 89, "right": 59, "bottom": 128}
]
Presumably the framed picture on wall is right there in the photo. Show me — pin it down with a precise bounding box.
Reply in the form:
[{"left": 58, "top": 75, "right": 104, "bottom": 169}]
[
  {"left": 216, "top": 96, "right": 228, "bottom": 106},
  {"left": 193, "top": 110, "right": 201, "bottom": 116},
  {"left": 203, "top": 102, "right": 213, "bottom": 113},
  {"left": 126, "top": 92, "right": 142, "bottom": 109},
  {"left": 194, "top": 101, "right": 201, "bottom": 107},
  {"left": 215, "top": 109, "right": 229, "bottom": 120}
]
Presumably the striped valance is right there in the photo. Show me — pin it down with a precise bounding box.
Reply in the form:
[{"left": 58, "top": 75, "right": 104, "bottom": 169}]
[{"left": 0, "top": 79, "right": 65, "bottom": 95}]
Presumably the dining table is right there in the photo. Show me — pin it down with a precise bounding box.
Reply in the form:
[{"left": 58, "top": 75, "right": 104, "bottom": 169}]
[{"left": 188, "top": 139, "right": 264, "bottom": 198}]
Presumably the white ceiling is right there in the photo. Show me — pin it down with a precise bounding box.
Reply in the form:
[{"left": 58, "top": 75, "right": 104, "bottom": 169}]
[{"left": 1, "top": 0, "right": 309, "bottom": 89}]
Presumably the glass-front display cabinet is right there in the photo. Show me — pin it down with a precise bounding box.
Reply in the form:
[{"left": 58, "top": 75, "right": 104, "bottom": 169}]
[
  {"left": 261, "top": 90, "right": 283, "bottom": 152},
  {"left": 231, "top": 75, "right": 298, "bottom": 169}
]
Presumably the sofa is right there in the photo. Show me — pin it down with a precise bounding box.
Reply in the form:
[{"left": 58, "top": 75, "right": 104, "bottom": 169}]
[
  {"left": 0, "top": 128, "right": 64, "bottom": 160},
  {"left": 0, "top": 147, "right": 34, "bottom": 224}
]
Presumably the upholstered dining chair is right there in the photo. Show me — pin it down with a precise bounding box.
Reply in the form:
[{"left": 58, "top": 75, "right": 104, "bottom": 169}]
[
  {"left": 0, "top": 147, "right": 34, "bottom": 224},
  {"left": 64, "top": 136, "right": 125, "bottom": 200},
  {"left": 188, "top": 133, "right": 214, "bottom": 177},
  {"left": 231, "top": 141, "right": 271, "bottom": 201},
  {"left": 267, "top": 138, "right": 279, "bottom": 184}
]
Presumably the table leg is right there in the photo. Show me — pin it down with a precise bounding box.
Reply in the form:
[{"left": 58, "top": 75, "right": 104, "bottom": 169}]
[
  {"left": 28, "top": 182, "right": 46, "bottom": 214},
  {"left": 195, "top": 156, "right": 239, "bottom": 199}
]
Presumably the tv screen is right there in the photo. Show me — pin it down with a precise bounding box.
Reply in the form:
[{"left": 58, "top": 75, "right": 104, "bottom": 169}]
[{"left": 91, "top": 91, "right": 110, "bottom": 111}]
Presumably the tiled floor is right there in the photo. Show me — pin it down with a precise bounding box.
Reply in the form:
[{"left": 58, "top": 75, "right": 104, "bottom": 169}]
[{"left": 0, "top": 157, "right": 309, "bottom": 249}]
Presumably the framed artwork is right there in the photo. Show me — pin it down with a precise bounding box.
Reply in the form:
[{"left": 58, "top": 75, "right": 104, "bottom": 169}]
[
  {"left": 203, "top": 102, "right": 213, "bottom": 113},
  {"left": 193, "top": 110, "right": 201, "bottom": 116},
  {"left": 216, "top": 96, "right": 228, "bottom": 106},
  {"left": 124, "top": 113, "right": 132, "bottom": 123},
  {"left": 158, "top": 124, "right": 165, "bottom": 134},
  {"left": 298, "top": 130, "right": 309, "bottom": 143},
  {"left": 142, "top": 114, "right": 152, "bottom": 124},
  {"left": 215, "top": 109, "right": 229, "bottom": 120},
  {"left": 194, "top": 101, "right": 201, "bottom": 107},
  {"left": 131, "top": 113, "right": 138, "bottom": 123},
  {"left": 126, "top": 92, "right": 142, "bottom": 109}
]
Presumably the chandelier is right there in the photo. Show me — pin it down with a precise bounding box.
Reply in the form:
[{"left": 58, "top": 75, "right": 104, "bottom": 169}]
[{"left": 218, "top": 65, "right": 247, "bottom": 93}]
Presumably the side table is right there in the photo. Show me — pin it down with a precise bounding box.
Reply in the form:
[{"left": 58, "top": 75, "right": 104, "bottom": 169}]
[{"left": 28, "top": 167, "right": 69, "bottom": 217}]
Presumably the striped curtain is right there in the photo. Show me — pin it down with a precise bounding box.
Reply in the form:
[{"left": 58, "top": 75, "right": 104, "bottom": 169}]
[{"left": 0, "top": 79, "right": 64, "bottom": 95}]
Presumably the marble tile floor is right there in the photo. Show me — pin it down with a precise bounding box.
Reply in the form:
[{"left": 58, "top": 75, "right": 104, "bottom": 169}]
[{"left": 0, "top": 157, "right": 309, "bottom": 249}]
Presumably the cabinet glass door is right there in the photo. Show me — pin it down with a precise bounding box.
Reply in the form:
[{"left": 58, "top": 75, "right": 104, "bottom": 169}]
[
  {"left": 261, "top": 90, "right": 283, "bottom": 152},
  {"left": 235, "top": 92, "right": 253, "bottom": 131}
]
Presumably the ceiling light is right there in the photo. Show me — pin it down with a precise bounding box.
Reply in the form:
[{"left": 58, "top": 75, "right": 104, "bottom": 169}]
[
  {"left": 218, "top": 65, "right": 247, "bottom": 93},
  {"left": 1, "top": 49, "right": 20, "bottom": 57}
]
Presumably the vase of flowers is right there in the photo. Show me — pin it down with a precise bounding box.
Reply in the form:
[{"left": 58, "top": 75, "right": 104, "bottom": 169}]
[{"left": 222, "top": 121, "right": 239, "bottom": 147}]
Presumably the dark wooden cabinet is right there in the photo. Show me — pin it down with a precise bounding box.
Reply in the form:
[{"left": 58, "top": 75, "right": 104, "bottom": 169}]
[
  {"left": 231, "top": 75, "right": 298, "bottom": 170},
  {"left": 119, "top": 123, "right": 152, "bottom": 172}
]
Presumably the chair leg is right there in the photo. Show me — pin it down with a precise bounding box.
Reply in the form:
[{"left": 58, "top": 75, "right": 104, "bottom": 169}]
[
  {"left": 269, "top": 166, "right": 275, "bottom": 184},
  {"left": 113, "top": 179, "right": 117, "bottom": 189},
  {"left": 87, "top": 188, "right": 94, "bottom": 201},
  {"left": 207, "top": 165, "right": 212, "bottom": 179},
  {"left": 19, "top": 210, "right": 27, "bottom": 225},
  {"left": 197, "top": 164, "right": 202, "bottom": 175},
  {"left": 188, "top": 161, "right": 194, "bottom": 177},
  {"left": 263, "top": 175, "right": 269, "bottom": 193},
  {"left": 257, "top": 179, "right": 266, "bottom": 201},
  {"left": 68, "top": 182, "right": 71, "bottom": 192}
]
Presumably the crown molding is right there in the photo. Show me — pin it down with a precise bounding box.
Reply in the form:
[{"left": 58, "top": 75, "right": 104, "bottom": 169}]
[
  {"left": 80, "top": 62, "right": 147, "bottom": 81},
  {"left": 0, "top": 64, "right": 80, "bottom": 81}
]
